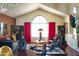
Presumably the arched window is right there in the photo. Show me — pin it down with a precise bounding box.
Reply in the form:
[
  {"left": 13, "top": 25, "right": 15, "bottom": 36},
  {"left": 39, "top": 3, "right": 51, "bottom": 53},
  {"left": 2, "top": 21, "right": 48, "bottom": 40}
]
[
  {"left": 32, "top": 16, "right": 48, "bottom": 24},
  {"left": 31, "top": 16, "right": 48, "bottom": 38}
]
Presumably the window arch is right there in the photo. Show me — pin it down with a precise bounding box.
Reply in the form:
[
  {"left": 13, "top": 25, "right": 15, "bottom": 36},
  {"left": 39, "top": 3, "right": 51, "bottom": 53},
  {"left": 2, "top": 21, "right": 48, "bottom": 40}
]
[
  {"left": 31, "top": 16, "right": 48, "bottom": 38},
  {"left": 32, "top": 16, "right": 48, "bottom": 24}
]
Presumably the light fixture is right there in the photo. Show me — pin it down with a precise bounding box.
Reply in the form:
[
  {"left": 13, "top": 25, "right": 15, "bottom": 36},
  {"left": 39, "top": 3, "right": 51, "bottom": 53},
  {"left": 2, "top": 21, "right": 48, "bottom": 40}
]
[{"left": 0, "top": 3, "right": 17, "bottom": 12}]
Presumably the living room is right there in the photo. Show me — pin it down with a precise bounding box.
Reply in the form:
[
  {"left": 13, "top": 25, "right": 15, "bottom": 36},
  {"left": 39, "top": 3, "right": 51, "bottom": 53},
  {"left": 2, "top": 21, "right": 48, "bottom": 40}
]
[{"left": 0, "top": 3, "right": 79, "bottom": 56}]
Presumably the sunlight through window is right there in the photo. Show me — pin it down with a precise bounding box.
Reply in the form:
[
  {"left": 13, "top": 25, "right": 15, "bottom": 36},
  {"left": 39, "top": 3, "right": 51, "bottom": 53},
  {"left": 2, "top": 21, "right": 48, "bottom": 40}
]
[{"left": 31, "top": 16, "right": 48, "bottom": 38}]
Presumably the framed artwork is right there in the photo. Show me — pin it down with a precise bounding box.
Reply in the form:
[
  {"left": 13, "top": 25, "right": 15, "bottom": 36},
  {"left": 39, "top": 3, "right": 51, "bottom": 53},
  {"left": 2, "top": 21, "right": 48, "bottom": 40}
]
[
  {"left": 11, "top": 25, "right": 24, "bottom": 34},
  {"left": 11, "top": 25, "right": 24, "bottom": 40}
]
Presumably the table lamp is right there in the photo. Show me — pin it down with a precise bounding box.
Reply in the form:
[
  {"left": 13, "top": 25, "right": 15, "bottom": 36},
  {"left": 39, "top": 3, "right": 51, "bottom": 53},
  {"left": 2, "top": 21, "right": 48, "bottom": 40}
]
[{"left": 38, "top": 28, "right": 43, "bottom": 41}]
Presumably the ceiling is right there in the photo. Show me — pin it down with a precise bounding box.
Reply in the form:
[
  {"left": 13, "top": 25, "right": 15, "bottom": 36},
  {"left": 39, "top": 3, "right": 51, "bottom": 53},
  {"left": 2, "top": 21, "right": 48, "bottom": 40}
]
[
  {"left": 0, "top": 3, "right": 79, "bottom": 18},
  {"left": 1, "top": 3, "right": 40, "bottom": 18},
  {"left": 42, "top": 3, "right": 79, "bottom": 15}
]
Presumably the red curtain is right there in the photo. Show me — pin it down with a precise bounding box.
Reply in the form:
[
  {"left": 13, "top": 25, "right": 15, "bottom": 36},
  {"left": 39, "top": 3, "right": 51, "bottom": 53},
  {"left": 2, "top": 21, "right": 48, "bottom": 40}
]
[
  {"left": 48, "top": 22, "right": 56, "bottom": 41},
  {"left": 24, "top": 22, "right": 31, "bottom": 44}
]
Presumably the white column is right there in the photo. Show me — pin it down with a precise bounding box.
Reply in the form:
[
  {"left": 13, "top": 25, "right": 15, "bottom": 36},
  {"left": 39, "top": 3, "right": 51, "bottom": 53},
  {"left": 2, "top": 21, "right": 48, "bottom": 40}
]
[{"left": 72, "top": 28, "right": 78, "bottom": 49}]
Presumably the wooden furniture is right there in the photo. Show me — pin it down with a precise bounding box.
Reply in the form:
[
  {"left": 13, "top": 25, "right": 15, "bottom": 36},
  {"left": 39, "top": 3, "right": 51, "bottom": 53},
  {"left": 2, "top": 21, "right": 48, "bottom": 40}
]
[{"left": 31, "top": 40, "right": 48, "bottom": 47}]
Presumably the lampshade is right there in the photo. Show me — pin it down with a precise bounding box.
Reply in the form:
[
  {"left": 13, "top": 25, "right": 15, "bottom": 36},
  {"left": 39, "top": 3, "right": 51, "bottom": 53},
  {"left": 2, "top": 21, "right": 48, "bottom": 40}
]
[{"left": 38, "top": 28, "right": 43, "bottom": 31}]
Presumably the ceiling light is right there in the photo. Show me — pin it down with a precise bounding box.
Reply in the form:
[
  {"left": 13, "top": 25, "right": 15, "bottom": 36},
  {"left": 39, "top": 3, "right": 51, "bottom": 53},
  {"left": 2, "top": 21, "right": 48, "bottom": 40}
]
[{"left": 0, "top": 3, "right": 17, "bottom": 12}]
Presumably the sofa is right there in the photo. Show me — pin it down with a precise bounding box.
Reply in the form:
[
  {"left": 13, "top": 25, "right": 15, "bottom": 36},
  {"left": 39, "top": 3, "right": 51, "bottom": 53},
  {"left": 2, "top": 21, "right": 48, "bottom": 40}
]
[{"left": 0, "top": 39, "right": 13, "bottom": 49}]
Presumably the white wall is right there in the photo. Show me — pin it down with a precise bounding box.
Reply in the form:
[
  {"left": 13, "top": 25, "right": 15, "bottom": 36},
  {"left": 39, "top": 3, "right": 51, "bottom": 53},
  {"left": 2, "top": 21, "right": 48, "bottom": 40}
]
[
  {"left": 65, "top": 34, "right": 78, "bottom": 50},
  {"left": 16, "top": 9, "right": 64, "bottom": 34}
]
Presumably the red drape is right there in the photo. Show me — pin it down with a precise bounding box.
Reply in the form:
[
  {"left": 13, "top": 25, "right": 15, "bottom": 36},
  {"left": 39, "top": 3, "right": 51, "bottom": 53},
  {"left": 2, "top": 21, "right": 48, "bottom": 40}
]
[
  {"left": 24, "top": 22, "right": 31, "bottom": 44},
  {"left": 48, "top": 22, "right": 55, "bottom": 41}
]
